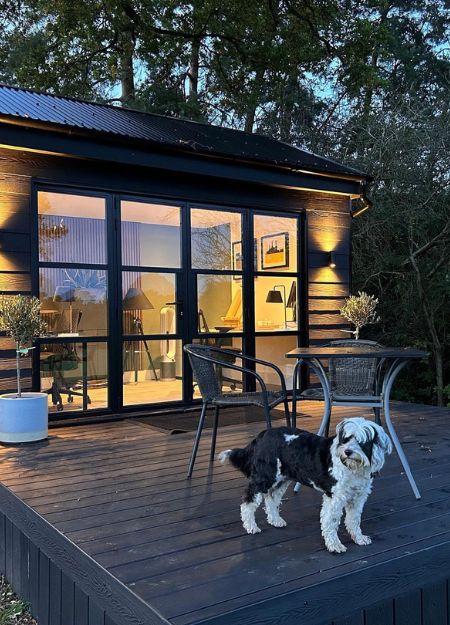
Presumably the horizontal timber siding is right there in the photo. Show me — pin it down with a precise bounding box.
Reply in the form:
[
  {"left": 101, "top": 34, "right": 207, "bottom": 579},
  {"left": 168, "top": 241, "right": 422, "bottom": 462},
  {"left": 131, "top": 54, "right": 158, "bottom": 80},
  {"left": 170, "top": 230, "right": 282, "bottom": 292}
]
[
  {"left": 0, "top": 158, "right": 32, "bottom": 393},
  {"left": 307, "top": 206, "right": 351, "bottom": 345}
]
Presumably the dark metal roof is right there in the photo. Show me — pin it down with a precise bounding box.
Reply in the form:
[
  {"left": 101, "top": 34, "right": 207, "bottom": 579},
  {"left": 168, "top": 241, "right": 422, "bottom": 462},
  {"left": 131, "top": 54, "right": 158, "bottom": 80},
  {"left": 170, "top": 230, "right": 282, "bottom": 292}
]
[{"left": 0, "top": 84, "right": 367, "bottom": 179}]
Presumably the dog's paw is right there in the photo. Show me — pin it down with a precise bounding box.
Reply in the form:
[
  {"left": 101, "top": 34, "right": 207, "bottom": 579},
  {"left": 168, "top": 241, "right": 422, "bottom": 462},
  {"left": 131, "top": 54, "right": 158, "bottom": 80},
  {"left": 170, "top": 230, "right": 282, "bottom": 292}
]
[
  {"left": 268, "top": 516, "right": 287, "bottom": 528},
  {"left": 326, "top": 540, "right": 347, "bottom": 553},
  {"left": 353, "top": 534, "right": 372, "bottom": 546},
  {"left": 244, "top": 524, "right": 262, "bottom": 534}
]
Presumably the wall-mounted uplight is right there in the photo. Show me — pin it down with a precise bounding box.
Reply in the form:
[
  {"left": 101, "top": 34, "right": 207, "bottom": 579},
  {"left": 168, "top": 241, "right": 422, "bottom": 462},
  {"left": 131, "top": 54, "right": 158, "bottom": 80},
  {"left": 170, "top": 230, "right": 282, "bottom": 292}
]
[{"left": 328, "top": 252, "right": 336, "bottom": 269}]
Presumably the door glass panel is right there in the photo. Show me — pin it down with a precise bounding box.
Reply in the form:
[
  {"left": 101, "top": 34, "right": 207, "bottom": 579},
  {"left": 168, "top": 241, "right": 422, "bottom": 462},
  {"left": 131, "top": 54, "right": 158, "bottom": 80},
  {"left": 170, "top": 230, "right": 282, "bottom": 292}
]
[
  {"left": 40, "top": 268, "right": 108, "bottom": 336},
  {"left": 255, "top": 336, "right": 297, "bottom": 390},
  {"left": 254, "top": 214, "right": 297, "bottom": 273},
  {"left": 193, "top": 337, "right": 243, "bottom": 398},
  {"left": 38, "top": 191, "right": 106, "bottom": 264},
  {"left": 122, "top": 272, "right": 176, "bottom": 335},
  {"left": 123, "top": 339, "right": 183, "bottom": 405},
  {"left": 254, "top": 276, "right": 298, "bottom": 332},
  {"left": 191, "top": 208, "right": 242, "bottom": 270},
  {"left": 121, "top": 201, "right": 181, "bottom": 268},
  {"left": 197, "top": 275, "right": 243, "bottom": 332},
  {"left": 40, "top": 341, "right": 108, "bottom": 413}
]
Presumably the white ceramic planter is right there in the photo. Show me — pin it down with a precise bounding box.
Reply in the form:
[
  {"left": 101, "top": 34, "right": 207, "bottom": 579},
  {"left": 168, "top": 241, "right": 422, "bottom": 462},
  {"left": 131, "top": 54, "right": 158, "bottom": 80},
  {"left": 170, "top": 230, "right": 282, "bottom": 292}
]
[{"left": 0, "top": 392, "right": 48, "bottom": 444}]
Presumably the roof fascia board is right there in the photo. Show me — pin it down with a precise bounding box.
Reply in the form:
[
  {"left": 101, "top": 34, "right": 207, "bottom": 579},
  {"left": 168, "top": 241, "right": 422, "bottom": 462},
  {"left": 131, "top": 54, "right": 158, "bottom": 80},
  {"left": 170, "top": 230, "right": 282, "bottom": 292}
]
[{"left": 0, "top": 122, "right": 362, "bottom": 195}]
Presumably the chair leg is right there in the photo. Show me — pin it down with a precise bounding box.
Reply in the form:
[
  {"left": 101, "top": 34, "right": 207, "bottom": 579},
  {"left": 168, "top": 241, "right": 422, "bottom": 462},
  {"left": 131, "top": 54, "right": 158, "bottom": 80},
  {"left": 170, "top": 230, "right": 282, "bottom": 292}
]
[
  {"left": 283, "top": 398, "right": 291, "bottom": 428},
  {"left": 210, "top": 406, "right": 220, "bottom": 462},
  {"left": 263, "top": 404, "right": 272, "bottom": 430},
  {"left": 187, "top": 402, "right": 208, "bottom": 479},
  {"left": 373, "top": 407, "right": 381, "bottom": 425}
]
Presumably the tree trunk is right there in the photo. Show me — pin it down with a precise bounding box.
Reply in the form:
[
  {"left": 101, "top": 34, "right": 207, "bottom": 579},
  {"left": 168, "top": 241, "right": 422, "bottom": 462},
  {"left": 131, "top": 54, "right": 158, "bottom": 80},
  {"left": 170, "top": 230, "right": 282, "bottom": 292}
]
[
  {"left": 119, "top": 4, "right": 135, "bottom": 106},
  {"left": 16, "top": 342, "right": 21, "bottom": 398},
  {"left": 188, "top": 37, "right": 200, "bottom": 105},
  {"left": 244, "top": 67, "right": 265, "bottom": 133},
  {"left": 120, "top": 42, "right": 135, "bottom": 105}
]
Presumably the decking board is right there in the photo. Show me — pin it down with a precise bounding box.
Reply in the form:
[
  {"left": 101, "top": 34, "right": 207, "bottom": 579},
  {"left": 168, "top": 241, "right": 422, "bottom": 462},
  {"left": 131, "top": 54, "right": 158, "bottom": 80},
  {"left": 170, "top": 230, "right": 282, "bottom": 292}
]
[{"left": 0, "top": 401, "right": 449, "bottom": 625}]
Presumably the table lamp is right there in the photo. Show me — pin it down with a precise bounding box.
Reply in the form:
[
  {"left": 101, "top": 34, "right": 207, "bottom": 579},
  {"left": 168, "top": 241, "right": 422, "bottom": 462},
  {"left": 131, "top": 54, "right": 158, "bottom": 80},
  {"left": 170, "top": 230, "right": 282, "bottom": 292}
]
[{"left": 266, "top": 285, "right": 287, "bottom": 329}]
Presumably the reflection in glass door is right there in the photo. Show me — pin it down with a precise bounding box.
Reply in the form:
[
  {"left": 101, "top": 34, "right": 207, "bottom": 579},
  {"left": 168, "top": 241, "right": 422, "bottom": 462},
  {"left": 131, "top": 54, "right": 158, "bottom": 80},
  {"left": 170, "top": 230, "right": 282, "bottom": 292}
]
[
  {"left": 190, "top": 207, "right": 245, "bottom": 397},
  {"left": 37, "top": 190, "right": 109, "bottom": 414},
  {"left": 37, "top": 190, "right": 304, "bottom": 416},
  {"left": 120, "top": 200, "right": 184, "bottom": 407}
]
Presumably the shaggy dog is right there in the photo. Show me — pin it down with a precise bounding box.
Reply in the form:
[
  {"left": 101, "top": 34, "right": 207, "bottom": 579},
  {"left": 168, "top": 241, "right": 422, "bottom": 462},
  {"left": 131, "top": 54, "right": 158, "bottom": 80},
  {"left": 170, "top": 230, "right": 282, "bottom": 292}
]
[{"left": 219, "top": 417, "right": 392, "bottom": 553}]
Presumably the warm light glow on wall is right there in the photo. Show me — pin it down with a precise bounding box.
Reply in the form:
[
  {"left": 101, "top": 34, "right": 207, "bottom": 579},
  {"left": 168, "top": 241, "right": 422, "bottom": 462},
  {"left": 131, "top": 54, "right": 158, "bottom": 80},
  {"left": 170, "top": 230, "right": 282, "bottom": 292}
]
[{"left": 308, "top": 212, "right": 350, "bottom": 254}]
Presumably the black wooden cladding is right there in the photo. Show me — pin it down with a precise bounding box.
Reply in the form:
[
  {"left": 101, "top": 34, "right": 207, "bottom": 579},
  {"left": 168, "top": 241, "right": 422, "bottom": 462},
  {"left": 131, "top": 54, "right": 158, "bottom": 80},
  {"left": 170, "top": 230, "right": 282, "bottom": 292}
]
[{"left": 0, "top": 487, "right": 168, "bottom": 625}]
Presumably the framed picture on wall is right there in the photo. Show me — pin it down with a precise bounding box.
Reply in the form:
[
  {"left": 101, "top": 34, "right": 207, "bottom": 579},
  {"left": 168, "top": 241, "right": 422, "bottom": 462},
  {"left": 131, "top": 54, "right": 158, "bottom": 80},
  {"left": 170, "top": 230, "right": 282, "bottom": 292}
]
[
  {"left": 261, "top": 232, "right": 289, "bottom": 270},
  {"left": 232, "top": 240, "right": 243, "bottom": 280}
]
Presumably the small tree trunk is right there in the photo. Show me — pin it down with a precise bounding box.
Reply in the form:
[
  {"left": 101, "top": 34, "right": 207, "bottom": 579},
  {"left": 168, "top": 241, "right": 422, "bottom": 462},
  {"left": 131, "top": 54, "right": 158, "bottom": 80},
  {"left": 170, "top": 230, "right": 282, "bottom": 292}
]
[{"left": 16, "top": 342, "right": 21, "bottom": 398}]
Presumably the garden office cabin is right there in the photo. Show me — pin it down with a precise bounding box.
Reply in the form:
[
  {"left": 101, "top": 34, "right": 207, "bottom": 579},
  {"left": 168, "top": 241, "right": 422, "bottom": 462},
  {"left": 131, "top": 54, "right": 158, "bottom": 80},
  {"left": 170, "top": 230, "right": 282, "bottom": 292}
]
[{"left": 0, "top": 84, "right": 370, "bottom": 422}]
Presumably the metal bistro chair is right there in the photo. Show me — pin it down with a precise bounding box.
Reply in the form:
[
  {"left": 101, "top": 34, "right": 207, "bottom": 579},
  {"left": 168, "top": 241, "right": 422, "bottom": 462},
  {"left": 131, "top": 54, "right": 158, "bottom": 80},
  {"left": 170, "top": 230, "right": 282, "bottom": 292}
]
[
  {"left": 184, "top": 344, "right": 291, "bottom": 479},
  {"left": 292, "top": 339, "right": 384, "bottom": 493},
  {"left": 293, "top": 339, "right": 384, "bottom": 436}
]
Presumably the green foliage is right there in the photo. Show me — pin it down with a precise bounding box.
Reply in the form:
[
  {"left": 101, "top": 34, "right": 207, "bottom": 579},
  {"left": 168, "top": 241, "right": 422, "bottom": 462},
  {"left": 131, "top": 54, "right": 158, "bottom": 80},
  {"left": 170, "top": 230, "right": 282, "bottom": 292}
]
[
  {"left": 0, "top": 296, "right": 46, "bottom": 349},
  {"left": 0, "top": 576, "right": 30, "bottom": 625},
  {"left": 340, "top": 292, "right": 380, "bottom": 340}
]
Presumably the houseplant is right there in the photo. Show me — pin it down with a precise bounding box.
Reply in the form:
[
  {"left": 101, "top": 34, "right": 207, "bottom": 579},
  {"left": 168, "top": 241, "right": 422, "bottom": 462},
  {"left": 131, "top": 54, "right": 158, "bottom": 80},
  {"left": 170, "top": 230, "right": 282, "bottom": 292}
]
[
  {"left": 0, "top": 295, "right": 48, "bottom": 443},
  {"left": 340, "top": 291, "right": 380, "bottom": 340}
]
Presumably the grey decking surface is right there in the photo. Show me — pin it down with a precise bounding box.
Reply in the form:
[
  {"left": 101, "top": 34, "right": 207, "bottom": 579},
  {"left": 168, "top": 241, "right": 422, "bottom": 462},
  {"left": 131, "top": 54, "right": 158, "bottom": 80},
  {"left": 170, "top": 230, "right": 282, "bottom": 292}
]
[{"left": 0, "top": 402, "right": 449, "bottom": 625}]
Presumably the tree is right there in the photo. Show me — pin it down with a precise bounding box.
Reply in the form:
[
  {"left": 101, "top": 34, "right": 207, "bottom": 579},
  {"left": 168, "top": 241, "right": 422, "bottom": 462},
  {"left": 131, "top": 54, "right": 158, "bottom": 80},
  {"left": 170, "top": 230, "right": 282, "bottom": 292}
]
[{"left": 346, "top": 99, "right": 450, "bottom": 405}]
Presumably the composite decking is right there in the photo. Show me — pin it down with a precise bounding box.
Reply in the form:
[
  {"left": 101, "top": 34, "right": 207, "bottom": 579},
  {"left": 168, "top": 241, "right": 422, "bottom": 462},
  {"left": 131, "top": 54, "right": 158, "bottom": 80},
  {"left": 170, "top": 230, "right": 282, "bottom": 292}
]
[{"left": 0, "top": 401, "right": 449, "bottom": 625}]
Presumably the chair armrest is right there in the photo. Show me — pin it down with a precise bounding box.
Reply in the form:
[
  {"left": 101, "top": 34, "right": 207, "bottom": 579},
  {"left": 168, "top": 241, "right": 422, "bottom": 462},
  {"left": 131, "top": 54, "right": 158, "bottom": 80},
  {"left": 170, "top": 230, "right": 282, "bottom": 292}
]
[
  {"left": 186, "top": 349, "right": 270, "bottom": 398},
  {"left": 201, "top": 347, "right": 287, "bottom": 394}
]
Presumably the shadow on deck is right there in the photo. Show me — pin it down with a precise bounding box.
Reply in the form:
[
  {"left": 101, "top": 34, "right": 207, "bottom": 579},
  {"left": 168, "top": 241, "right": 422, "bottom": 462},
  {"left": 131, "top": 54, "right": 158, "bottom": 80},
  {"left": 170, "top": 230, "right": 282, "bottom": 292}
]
[{"left": 0, "top": 401, "right": 449, "bottom": 625}]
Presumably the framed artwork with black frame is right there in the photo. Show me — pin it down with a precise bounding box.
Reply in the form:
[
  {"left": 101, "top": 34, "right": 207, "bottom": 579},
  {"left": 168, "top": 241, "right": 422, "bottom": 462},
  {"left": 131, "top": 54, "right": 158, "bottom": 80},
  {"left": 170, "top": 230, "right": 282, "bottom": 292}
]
[{"left": 261, "top": 231, "right": 289, "bottom": 270}]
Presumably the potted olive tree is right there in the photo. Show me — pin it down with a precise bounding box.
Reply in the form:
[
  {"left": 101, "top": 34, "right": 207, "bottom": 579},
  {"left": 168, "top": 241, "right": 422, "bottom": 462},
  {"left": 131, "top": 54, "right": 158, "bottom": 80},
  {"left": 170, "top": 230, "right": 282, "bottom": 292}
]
[
  {"left": 340, "top": 291, "right": 380, "bottom": 340},
  {"left": 0, "top": 295, "right": 48, "bottom": 443}
]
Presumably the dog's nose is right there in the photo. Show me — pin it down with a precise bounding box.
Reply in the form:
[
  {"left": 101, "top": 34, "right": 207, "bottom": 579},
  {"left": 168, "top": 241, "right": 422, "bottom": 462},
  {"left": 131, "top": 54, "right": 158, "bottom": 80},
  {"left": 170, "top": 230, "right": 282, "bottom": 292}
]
[{"left": 344, "top": 449, "right": 353, "bottom": 457}]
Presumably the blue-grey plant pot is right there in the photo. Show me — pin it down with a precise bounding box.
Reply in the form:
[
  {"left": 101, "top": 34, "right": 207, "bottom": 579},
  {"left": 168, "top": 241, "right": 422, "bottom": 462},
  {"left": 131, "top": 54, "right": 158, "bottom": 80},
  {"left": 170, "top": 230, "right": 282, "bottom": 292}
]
[{"left": 0, "top": 392, "right": 48, "bottom": 444}]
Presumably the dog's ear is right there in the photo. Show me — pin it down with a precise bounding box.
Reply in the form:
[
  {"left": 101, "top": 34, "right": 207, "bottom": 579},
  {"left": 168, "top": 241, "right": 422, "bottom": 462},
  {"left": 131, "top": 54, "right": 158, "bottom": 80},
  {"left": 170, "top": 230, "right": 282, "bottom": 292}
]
[
  {"left": 335, "top": 419, "right": 346, "bottom": 443},
  {"left": 361, "top": 436, "right": 375, "bottom": 463},
  {"left": 372, "top": 424, "right": 393, "bottom": 455}
]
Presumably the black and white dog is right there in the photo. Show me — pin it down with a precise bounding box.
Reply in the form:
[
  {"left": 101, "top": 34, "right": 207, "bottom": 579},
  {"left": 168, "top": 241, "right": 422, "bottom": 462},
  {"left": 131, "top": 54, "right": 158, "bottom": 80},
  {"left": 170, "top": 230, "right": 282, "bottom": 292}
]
[{"left": 219, "top": 417, "right": 392, "bottom": 553}]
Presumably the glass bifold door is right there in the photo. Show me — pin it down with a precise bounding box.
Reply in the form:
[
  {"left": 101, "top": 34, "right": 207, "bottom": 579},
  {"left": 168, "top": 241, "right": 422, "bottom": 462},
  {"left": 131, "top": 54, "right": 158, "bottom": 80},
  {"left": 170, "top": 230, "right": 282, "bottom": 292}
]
[{"left": 37, "top": 189, "right": 302, "bottom": 416}]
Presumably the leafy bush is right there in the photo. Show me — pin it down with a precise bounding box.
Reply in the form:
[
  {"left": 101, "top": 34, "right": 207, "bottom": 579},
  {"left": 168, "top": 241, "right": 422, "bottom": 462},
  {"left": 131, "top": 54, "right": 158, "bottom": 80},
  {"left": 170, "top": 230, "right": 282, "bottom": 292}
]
[{"left": 0, "top": 296, "right": 47, "bottom": 397}]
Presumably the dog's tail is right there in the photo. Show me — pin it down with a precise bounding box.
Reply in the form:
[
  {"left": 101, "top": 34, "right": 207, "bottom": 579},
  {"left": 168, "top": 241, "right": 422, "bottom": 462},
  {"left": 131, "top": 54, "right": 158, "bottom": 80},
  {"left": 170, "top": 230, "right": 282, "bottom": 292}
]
[{"left": 218, "top": 436, "right": 259, "bottom": 478}]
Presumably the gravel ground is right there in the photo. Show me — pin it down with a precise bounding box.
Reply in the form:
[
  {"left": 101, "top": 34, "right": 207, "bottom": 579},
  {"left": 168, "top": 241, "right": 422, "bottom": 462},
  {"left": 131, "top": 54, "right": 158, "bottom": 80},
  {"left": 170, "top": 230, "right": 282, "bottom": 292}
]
[{"left": 0, "top": 578, "right": 36, "bottom": 625}]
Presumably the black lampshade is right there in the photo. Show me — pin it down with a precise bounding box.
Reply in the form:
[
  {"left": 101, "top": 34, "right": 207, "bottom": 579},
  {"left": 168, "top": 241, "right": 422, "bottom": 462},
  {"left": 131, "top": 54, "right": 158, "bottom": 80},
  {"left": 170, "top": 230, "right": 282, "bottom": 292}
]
[
  {"left": 53, "top": 286, "right": 76, "bottom": 303},
  {"left": 266, "top": 289, "right": 283, "bottom": 303},
  {"left": 328, "top": 252, "right": 336, "bottom": 268},
  {"left": 123, "top": 288, "right": 154, "bottom": 310}
]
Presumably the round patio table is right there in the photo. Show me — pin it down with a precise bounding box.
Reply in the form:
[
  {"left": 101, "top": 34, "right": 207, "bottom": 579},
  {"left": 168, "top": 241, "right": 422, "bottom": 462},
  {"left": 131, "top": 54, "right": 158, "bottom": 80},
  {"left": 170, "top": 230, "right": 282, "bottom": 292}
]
[{"left": 286, "top": 346, "right": 429, "bottom": 500}]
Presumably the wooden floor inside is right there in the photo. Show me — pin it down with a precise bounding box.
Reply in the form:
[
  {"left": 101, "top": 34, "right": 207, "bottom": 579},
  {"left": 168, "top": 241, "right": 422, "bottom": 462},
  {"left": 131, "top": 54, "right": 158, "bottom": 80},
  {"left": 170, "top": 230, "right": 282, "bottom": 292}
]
[{"left": 0, "top": 401, "right": 449, "bottom": 625}]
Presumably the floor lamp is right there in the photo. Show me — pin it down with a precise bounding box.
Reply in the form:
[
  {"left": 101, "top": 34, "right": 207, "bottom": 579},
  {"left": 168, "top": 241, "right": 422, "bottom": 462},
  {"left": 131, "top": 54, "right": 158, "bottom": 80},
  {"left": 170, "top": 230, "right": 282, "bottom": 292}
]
[{"left": 123, "top": 287, "right": 159, "bottom": 381}]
